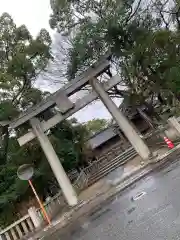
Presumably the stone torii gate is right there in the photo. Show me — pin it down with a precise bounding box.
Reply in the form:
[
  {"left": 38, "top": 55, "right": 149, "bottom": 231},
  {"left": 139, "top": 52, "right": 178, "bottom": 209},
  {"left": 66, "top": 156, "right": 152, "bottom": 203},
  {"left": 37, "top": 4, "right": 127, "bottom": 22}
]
[{"left": 8, "top": 54, "right": 150, "bottom": 206}]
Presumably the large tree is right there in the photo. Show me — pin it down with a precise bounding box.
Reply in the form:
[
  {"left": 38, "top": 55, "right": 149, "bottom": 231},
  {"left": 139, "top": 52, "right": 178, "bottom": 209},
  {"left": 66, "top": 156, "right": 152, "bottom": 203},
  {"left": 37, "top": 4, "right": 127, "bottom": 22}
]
[
  {"left": 49, "top": 0, "right": 180, "bottom": 123},
  {"left": 0, "top": 13, "right": 91, "bottom": 227},
  {"left": 49, "top": 0, "right": 144, "bottom": 78},
  {"left": 0, "top": 12, "right": 52, "bottom": 161},
  {"left": 0, "top": 12, "right": 53, "bottom": 226}
]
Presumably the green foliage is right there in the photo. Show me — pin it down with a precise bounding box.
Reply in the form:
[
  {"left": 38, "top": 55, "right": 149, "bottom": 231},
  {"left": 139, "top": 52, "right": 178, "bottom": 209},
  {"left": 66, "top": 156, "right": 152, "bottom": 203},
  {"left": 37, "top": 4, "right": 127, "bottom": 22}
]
[
  {"left": 0, "top": 12, "right": 54, "bottom": 226},
  {"left": 84, "top": 118, "right": 110, "bottom": 136},
  {"left": 50, "top": 0, "right": 148, "bottom": 78},
  {"left": 0, "top": 118, "right": 90, "bottom": 226},
  {"left": 50, "top": 0, "right": 180, "bottom": 120},
  {"left": 51, "top": 120, "right": 90, "bottom": 172},
  {"left": 0, "top": 13, "right": 51, "bottom": 106},
  {"left": 0, "top": 11, "right": 95, "bottom": 227}
]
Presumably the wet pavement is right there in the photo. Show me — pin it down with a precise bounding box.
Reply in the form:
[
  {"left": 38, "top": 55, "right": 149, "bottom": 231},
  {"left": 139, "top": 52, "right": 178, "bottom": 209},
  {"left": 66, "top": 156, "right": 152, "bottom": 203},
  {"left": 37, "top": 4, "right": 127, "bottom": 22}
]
[{"left": 44, "top": 157, "right": 180, "bottom": 240}]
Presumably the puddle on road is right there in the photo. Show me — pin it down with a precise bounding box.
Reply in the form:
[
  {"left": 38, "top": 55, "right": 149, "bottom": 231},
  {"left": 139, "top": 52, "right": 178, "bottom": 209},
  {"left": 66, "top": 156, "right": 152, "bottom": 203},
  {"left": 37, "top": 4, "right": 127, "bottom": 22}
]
[
  {"left": 127, "top": 207, "right": 136, "bottom": 214},
  {"left": 131, "top": 191, "right": 147, "bottom": 201}
]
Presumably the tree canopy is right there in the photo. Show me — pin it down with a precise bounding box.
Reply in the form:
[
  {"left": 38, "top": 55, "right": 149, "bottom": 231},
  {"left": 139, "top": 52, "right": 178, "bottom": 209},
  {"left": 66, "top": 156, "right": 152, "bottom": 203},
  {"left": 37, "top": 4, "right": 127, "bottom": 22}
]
[
  {"left": 49, "top": 0, "right": 180, "bottom": 122},
  {"left": 84, "top": 118, "right": 110, "bottom": 136},
  {"left": 0, "top": 12, "right": 54, "bottom": 226},
  {"left": 0, "top": 12, "right": 91, "bottom": 227}
]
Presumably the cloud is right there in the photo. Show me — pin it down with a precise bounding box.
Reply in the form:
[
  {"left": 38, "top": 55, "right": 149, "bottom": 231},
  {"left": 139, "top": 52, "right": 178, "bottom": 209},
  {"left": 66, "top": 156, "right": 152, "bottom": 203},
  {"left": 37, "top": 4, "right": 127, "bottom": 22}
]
[{"left": 0, "top": 0, "right": 54, "bottom": 37}]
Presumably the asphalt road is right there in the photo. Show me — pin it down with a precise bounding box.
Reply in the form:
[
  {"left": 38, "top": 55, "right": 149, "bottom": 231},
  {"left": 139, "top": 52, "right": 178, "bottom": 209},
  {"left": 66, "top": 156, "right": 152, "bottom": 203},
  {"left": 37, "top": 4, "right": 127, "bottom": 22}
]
[{"left": 45, "top": 158, "right": 180, "bottom": 240}]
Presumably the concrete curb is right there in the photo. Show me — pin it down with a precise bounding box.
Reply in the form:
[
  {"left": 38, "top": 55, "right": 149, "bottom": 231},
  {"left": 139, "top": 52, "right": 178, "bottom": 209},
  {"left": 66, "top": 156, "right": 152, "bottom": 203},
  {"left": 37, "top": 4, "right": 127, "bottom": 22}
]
[
  {"left": 32, "top": 145, "right": 180, "bottom": 239},
  {"left": 152, "top": 143, "right": 180, "bottom": 162}
]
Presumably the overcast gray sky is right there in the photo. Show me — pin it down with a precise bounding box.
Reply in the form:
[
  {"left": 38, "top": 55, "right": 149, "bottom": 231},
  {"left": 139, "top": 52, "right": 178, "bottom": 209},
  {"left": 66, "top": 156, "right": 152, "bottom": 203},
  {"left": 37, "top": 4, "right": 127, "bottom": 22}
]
[
  {"left": 0, "top": 0, "right": 121, "bottom": 122},
  {"left": 0, "top": 0, "right": 53, "bottom": 37}
]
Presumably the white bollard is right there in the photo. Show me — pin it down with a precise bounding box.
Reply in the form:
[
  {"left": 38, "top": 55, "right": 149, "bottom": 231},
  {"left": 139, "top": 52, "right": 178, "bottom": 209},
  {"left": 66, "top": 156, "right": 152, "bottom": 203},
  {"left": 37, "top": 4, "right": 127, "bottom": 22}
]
[{"left": 28, "top": 207, "right": 42, "bottom": 228}]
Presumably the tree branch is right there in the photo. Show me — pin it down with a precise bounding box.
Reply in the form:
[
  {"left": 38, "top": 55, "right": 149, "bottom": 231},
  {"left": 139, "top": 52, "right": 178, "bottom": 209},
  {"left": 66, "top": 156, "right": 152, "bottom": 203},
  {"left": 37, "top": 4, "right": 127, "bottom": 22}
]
[
  {"left": 126, "top": 0, "right": 142, "bottom": 23},
  {"left": 175, "top": 7, "right": 180, "bottom": 29},
  {"left": 12, "top": 74, "right": 29, "bottom": 104}
]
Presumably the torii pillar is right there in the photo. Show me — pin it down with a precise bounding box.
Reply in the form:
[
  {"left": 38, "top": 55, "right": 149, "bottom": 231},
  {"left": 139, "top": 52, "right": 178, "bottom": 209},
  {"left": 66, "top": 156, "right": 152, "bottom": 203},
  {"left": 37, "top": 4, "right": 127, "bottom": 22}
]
[
  {"left": 90, "top": 78, "right": 151, "bottom": 160},
  {"left": 30, "top": 118, "right": 78, "bottom": 206}
]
